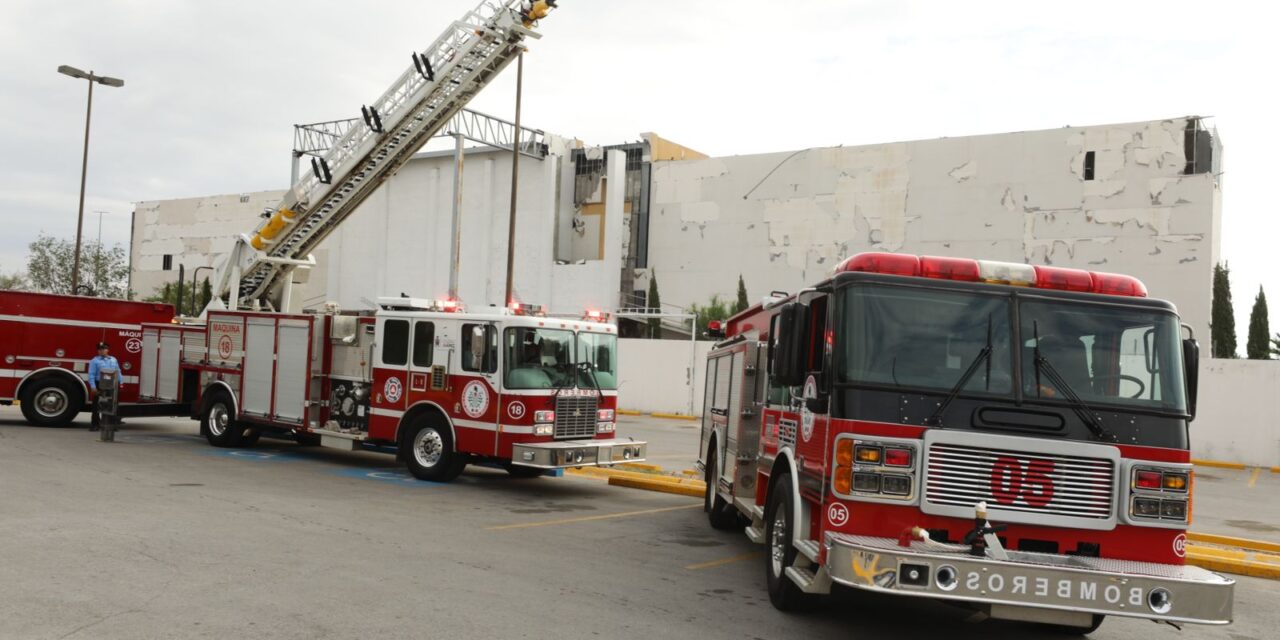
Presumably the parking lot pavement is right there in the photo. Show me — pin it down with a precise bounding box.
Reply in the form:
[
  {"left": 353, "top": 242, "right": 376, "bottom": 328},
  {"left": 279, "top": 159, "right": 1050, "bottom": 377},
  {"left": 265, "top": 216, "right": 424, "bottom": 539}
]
[
  {"left": 617, "top": 413, "right": 701, "bottom": 470},
  {"left": 2, "top": 406, "right": 1278, "bottom": 640},
  {"left": 1190, "top": 464, "right": 1280, "bottom": 545}
]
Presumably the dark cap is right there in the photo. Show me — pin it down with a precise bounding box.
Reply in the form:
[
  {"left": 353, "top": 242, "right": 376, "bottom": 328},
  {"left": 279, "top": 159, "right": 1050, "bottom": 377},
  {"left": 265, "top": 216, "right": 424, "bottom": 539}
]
[{"left": 97, "top": 342, "right": 110, "bottom": 350}]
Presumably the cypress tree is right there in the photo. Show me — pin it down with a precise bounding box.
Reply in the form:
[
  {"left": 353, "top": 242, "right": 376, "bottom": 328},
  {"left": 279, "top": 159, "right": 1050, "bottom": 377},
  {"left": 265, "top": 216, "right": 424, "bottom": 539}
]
[
  {"left": 647, "top": 274, "right": 661, "bottom": 339},
  {"left": 734, "top": 275, "right": 749, "bottom": 314},
  {"left": 1246, "top": 286, "right": 1271, "bottom": 359},
  {"left": 1210, "top": 263, "right": 1236, "bottom": 358}
]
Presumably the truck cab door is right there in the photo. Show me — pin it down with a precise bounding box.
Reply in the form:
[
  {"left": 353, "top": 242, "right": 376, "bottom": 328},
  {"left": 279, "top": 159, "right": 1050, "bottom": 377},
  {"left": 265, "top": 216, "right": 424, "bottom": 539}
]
[
  {"left": 370, "top": 316, "right": 410, "bottom": 440},
  {"left": 456, "top": 322, "right": 500, "bottom": 456}
]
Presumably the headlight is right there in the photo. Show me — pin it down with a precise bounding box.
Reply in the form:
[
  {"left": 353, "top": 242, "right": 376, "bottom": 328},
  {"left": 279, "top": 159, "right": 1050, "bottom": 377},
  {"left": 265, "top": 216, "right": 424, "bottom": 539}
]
[
  {"left": 534, "top": 410, "right": 555, "bottom": 423},
  {"left": 533, "top": 424, "right": 554, "bottom": 437},
  {"left": 596, "top": 421, "right": 615, "bottom": 433},
  {"left": 597, "top": 409, "right": 615, "bottom": 422}
]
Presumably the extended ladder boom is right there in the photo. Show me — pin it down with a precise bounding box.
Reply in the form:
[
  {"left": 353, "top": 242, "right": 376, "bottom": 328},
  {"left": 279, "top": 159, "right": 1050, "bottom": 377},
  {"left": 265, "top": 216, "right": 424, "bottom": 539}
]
[{"left": 211, "top": 0, "right": 556, "bottom": 311}]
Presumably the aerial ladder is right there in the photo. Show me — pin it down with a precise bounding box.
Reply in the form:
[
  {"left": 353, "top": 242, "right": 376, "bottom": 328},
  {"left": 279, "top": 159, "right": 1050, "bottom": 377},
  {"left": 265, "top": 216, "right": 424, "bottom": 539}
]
[{"left": 208, "top": 0, "right": 558, "bottom": 312}]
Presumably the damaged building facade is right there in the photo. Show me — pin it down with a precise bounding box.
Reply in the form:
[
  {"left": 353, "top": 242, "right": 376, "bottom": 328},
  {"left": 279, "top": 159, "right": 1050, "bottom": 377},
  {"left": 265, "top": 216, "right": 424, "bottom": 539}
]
[{"left": 130, "top": 116, "right": 1220, "bottom": 339}]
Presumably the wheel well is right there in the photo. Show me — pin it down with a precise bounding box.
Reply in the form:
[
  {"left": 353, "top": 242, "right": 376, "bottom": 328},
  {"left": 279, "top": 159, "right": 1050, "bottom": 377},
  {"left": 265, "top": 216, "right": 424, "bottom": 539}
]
[
  {"left": 395, "top": 402, "right": 454, "bottom": 461},
  {"left": 16, "top": 368, "right": 88, "bottom": 406}
]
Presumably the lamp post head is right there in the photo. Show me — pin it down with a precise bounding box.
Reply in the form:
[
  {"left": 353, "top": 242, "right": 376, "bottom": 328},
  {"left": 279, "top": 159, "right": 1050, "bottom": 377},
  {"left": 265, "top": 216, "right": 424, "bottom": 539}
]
[
  {"left": 57, "top": 64, "right": 89, "bottom": 80},
  {"left": 57, "top": 65, "right": 124, "bottom": 87}
]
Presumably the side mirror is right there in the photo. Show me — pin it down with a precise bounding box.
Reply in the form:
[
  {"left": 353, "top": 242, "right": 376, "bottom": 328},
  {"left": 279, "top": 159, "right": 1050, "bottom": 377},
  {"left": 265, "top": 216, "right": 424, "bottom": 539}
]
[
  {"left": 769, "top": 302, "right": 809, "bottom": 387},
  {"left": 1182, "top": 338, "right": 1199, "bottom": 420}
]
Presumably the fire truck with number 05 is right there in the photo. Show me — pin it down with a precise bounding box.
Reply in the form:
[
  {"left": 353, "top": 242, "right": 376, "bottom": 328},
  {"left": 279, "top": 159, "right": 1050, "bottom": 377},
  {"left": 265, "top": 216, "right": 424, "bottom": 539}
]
[{"left": 698, "top": 252, "right": 1233, "bottom": 632}]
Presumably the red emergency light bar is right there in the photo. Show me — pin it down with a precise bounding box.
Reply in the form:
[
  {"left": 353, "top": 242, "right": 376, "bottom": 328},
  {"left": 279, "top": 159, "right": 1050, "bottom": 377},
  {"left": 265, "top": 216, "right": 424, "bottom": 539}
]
[{"left": 836, "top": 252, "right": 1147, "bottom": 298}]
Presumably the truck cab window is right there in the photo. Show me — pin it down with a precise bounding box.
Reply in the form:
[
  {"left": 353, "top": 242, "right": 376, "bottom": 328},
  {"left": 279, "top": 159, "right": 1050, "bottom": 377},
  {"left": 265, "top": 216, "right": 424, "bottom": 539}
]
[
  {"left": 462, "top": 323, "right": 497, "bottom": 373},
  {"left": 382, "top": 319, "right": 409, "bottom": 366},
  {"left": 412, "top": 321, "right": 434, "bottom": 367}
]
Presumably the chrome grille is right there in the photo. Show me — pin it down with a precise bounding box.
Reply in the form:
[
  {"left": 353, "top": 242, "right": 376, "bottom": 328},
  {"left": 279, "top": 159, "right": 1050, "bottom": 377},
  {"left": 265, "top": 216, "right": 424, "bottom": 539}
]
[
  {"left": 925, "top": 442, "right": 1115, "bottom": 522},
  {"left": 554, "top": 395, "right": 598, "bottom": 439}
]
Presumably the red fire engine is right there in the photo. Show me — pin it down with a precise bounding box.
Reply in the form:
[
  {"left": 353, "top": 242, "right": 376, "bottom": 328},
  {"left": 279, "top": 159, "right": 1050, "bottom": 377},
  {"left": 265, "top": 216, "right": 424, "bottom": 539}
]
[
  {"left": 0, "top": 290, "right": 174, "bottom": 425},
  {"left": 137, "top": 298, "right": 640, "bottom": 480},
  {"left": 698, "top": 252, "right": 1232, "bottom": 632}
]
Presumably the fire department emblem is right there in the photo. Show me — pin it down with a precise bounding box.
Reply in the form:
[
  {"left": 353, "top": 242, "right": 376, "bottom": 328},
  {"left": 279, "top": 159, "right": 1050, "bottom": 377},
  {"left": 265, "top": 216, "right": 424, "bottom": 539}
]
[
  {"left": 800, "top": 375, "right": 817, "bottom": 442},
  {"left": 462, "top": 380, "right": 489, "bottom": 418},
  {"left": 383, "top": 376, "right": 403, "bottom": 403},
  {"left": 125, "top": 338, "right": 143, "bottom": 354}
]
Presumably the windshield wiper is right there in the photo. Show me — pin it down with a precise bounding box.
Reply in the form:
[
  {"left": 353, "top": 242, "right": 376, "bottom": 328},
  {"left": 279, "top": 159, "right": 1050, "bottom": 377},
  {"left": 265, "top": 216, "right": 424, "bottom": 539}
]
[
  {"left": 1031, "top": 322, "right": 1117, "bottom": 443},
  {"left": 578, "top": 361, "right": 602, "bottom": 396},
  {"left": 925, "top": 315, "right": 993, "bottom": 427}
]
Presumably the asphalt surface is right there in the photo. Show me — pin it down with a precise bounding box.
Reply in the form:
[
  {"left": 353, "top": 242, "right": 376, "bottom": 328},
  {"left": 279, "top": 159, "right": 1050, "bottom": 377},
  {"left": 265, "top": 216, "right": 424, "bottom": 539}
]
[{"left": 1, "top": 406, "right": 1277, "bottom": 640}]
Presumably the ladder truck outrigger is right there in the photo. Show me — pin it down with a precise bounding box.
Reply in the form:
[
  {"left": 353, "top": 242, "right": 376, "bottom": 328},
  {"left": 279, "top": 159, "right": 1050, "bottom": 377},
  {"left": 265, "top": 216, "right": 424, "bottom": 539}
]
[
  {"left": 698, "top": 252, "right": 1233, "bottom": 632},
  {"left": 130, "top": 0, "right": 645, "bottom": 481}
]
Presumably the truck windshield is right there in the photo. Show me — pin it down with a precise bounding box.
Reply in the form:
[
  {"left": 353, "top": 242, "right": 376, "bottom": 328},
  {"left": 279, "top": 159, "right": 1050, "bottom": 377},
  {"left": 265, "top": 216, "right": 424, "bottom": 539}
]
[
  {"left": 504, "top": 327, "right": 576, "bottom": 389},
  {"left": 577, "top": 332, "right": 618, "bottom": 390},
  {"left": 837, "top": 286, "right": 1014, "bottom": 395},
  {"left": 1019, "top": 299, "right": 1186, "bottom": 414}
]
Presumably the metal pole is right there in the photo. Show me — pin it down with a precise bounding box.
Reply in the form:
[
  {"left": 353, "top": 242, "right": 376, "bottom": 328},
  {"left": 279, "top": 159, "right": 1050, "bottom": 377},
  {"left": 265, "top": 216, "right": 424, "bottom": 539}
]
[
  {"left": 448, "top": 133, "right": 465, "bottom": 299},
  {"left": 689, "top": 311, "right": 697, "bottom": 416},
  {"left": 503, "top": 51, "right": 523, "bottom": 307},
  {"left": 290, "top": 152, "right": 300, "bottom": 187},
  {"left": 71, "top": 77, "right": 95, "bottom": 295}
]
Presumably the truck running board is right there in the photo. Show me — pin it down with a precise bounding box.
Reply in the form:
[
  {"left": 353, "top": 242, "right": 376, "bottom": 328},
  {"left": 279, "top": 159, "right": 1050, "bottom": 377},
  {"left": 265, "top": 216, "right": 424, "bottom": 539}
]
[
  {"left": 785, "top": 565, "right": 833, "bottom": 595},
  {"left": 794, "top": 539, "right": 821, "bottom": 563}
]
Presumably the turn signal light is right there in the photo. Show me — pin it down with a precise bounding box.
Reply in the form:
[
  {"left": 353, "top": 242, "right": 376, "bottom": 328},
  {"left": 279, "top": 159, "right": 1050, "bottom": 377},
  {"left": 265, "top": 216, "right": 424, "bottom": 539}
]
[
  {"left": 1162, "top": 473, "right": 1189, "bottom": 492},
  {"left": 533, "top": 410, "right": 555, "bottom": 423},
  {"left": 855, "top": 445, "right": 882, "bottom": 464},
  {"left": 836, "top": 440, "right": 854, "bottom": 467},
  {"left": 834, "top": 469, "right": 852, "bottom": 495}
]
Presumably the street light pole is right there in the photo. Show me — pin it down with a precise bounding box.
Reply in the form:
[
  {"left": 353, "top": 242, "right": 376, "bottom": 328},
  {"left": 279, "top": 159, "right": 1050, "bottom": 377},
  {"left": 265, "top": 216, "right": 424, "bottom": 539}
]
[{"left": 58, "top": 65, "right": 124, "bottom": 296}]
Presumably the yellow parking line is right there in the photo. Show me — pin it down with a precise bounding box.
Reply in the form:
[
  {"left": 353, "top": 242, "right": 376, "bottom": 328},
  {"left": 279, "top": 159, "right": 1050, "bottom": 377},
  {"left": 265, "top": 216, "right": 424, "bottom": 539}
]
[
  {"left": 1249, "top": 467, "right": 1262, "bottom": 488},
  {"left": 685, "top": 551, "right": 762, "bottom": 571},
  {"left": 486, "top": 503, "right": 700, "bottom": 531}
]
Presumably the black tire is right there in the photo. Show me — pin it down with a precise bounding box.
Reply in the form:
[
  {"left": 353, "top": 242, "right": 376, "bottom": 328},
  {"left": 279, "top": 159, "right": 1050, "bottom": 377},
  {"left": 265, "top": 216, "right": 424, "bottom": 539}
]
[
  {"left": 239, "top": 429, "right": 261, "bottom": 447},
  {"left": 705, "top": 445, "right": 739, "bottom": 530},
  {"left": 19, "top": 376, "right": 84, "bottom": 427},
  {"left": 1040, "top": 615, "right": 1105, "bottom": 636},
  {"left": 403, "top": 416, "right": 466, "bottom": 482},
  {"left": 502, "top": 463, "right": 545, "bottom": 479},
  {"left": 765, "top": 473, "right": 817, "bottom": 611},
  {"left": 202, "top": 392, "right": 243, "bottom": 448}
]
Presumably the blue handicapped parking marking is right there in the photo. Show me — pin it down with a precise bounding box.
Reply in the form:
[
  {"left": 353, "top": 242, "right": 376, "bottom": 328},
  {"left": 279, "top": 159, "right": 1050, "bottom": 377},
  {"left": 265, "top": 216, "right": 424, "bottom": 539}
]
[
  {"left": 333, "top": 468, "right": 450, "bottom": 486},
  {"left": 201, "top": 449, "right": 297, "bottom": 462}
]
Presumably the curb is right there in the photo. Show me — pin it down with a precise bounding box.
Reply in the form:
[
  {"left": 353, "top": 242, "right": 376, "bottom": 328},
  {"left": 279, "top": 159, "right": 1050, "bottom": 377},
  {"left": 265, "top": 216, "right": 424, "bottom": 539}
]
[
  {"left": 1188, "top": 532, "right": 1280, "bottom": 555},
  {"left": 617, "top": 409, "right": 643, "bottom": 416},
  {"left": 650, "top": 412, "right": 698, "bottom": 421},
  {"left": 608, "top": 475, "right": 703, "bottom": 498},
  {"left": 617, "top": 462, "right": 663, "bottom": 472},
  {"left": 1185, "top": 545, "right": 1280, "bottom": 580},
  {"left": 1191, "top": 459, "right": 1248, "bottom": 470}
]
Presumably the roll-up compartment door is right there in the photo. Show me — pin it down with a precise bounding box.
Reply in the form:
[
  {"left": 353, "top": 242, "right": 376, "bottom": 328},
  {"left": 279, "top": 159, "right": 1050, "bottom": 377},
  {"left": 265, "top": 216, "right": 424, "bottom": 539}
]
[
  {"left": 139, "top": 327, "right": 159, "bottom": 399},
  {"left": 241, "top": 317, "right": 277, "bottom": 416},
  {"left": 157, "top": 329, "right": 182, "bottom": 401},
  {"left": 273, "top": 319, "right": 311, "bottom": 423}
]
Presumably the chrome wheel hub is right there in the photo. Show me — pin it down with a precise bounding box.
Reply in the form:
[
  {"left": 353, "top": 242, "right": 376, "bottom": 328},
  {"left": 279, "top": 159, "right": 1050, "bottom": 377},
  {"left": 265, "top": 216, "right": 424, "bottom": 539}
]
[
  {"left": 35, "top": 388, "right": 69, "bottom": 418},
  {"left": 414, "top": 428, "right": 444, "bottom": 468},
  {"left": 208, "top": 404, "right": 229, "bottom": 437},
  {"left": 770, "top": 508, "right": 787, "bottom": 577}
]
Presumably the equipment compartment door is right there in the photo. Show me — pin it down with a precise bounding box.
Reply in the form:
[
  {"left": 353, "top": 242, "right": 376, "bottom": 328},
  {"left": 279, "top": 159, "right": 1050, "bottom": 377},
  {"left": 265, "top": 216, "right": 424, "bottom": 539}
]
[
  {"left": 139, "top": 327, "right": 159, "bottom": 399},
  {"left": 156, "top": 329, "right": 181, "bottom": 401},
  {"left": 273, "top": 319, "right": 312, "bottom": 423},
  {"left": 241, "top": 317, "right": 276, "bottom": 416}
]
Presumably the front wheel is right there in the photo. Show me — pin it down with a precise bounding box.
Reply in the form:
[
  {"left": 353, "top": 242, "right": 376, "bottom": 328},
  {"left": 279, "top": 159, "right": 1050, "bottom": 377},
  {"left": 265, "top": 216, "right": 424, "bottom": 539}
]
[
  {"left": 765, "top": 473, "right": 817, "bottom": 611},
  {"left": 404, "top": 418, "right": 465, "bottom": 482},
  {"left": 19, "top": 376, "right": 83, "bottom": 427}
]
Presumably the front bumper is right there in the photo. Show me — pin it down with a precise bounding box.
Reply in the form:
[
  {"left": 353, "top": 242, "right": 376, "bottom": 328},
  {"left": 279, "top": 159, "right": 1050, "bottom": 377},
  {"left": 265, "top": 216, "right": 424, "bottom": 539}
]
[
  {"left": 510, "top": 438, "right": 647, "bottom": 469},
  {"left": 825, "top": 533, "right": 1234, "bottom": 626}
]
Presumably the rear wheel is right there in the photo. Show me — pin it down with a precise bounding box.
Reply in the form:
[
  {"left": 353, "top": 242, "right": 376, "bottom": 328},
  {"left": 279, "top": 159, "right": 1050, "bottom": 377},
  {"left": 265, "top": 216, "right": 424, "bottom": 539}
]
[
  {"left": 704, "top": 446, "right": 739, "bottom": 530},
  {"left": 19, "top": 376, "right": 83, "bottom": 427},
  {"left": 202, "top": 393, "right": 243, "bottom": 448},
  {"left": 404, "top": 417, "right": 465, "bottom": 482},
  {"left": 765, "top": 473, "right": 817, "bottom": 611}
]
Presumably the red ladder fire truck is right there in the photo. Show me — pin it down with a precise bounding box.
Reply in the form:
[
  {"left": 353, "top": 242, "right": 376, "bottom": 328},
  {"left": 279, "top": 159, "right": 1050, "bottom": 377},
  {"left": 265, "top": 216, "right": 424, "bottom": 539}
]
[
  {"left": 0, "top": 291, "right": 174, "bottom": 425},
  {"left": 698, "top": 252, "right": 1232, "bottom": 632}
]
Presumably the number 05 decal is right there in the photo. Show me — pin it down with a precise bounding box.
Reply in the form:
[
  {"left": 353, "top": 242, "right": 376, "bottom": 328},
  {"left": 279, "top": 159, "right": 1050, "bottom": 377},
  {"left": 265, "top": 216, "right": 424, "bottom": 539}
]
[{"left": 989, "top": 456, "right": 1055, "bottom": 507}]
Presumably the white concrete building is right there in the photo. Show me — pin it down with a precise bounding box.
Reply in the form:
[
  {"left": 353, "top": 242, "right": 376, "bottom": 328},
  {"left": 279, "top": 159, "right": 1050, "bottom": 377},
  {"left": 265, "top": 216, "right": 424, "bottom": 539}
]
[{"left": 131, "top": 116, "right": 1221, "bottom": 339}]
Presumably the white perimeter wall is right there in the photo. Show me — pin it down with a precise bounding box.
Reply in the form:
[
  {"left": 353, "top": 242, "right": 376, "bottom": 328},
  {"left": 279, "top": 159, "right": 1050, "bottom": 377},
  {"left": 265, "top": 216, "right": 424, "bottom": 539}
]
[
  {"left": 1192, "top": 359, "right": 1280, "bottom": 468},
  {"left": 618, "top": 338, "right": 712, "bottom": 416}
]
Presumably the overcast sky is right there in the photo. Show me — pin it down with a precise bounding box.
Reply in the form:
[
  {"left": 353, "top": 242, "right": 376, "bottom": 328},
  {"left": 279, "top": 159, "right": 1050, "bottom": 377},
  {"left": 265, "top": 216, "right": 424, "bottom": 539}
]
[{"left": 1, "top": 1, "right": 1274, "bottom": 341}]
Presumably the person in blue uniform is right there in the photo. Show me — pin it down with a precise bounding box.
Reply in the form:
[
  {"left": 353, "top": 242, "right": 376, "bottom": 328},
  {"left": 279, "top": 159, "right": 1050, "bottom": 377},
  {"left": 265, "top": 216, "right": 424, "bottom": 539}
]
[{"left": 88, "top": 341, "right": 120, "bottom": 431}]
